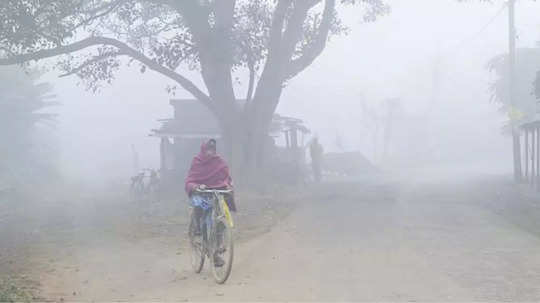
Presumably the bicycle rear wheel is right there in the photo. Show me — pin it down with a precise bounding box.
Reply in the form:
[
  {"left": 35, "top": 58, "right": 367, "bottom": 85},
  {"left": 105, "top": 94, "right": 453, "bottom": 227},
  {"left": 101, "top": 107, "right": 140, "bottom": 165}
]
[
  {"left": 212, "top": 218, "right": 234, "bottom": 284},
  {"left": 189, "top": 213, "right": 205, "bottom": 273}
]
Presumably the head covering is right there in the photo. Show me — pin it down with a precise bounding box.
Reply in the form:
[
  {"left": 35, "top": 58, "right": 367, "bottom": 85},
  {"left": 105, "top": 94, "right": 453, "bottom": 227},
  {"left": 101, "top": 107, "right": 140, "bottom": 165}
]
[
  {"left": 207, "top": 138, "right": 216, "bottom": 150},
  {"left": 185, "top": 140, "right": 232, "bottom": 194}
]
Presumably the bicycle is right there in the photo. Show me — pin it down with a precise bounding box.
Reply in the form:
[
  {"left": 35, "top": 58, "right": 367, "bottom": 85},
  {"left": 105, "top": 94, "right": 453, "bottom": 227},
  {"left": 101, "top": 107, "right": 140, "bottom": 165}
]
[
  {"left": 146, "top": 169, "right": 161, "bottom": 201},
  {"left": 188, "top": 189, "right": 234, "bottom": 284},
  {"left": 129, "top": 169, "right": 160, "bottom": 201},
  {"left": 129, "top": 172, "right": 146, "bottom": 198}
]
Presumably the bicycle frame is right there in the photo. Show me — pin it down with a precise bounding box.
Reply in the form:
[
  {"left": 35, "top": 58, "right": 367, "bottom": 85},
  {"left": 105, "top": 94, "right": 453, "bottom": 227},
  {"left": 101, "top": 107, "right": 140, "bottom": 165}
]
[{"left": 196, "top": 189, "right": 234, "bottom": 229}]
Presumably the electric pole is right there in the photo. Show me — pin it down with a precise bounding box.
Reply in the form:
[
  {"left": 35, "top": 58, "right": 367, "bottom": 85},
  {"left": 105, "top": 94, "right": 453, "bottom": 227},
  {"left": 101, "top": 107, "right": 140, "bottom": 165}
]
[{"left": 508, "top": 0, "right": 523, "bottom": 182}]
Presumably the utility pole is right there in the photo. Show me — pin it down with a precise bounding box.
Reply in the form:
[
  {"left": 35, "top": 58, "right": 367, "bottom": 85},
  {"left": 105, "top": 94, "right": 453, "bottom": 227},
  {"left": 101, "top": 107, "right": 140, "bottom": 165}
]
[{"left": 508, "top": 0, "right": 523, "bottom": 182}]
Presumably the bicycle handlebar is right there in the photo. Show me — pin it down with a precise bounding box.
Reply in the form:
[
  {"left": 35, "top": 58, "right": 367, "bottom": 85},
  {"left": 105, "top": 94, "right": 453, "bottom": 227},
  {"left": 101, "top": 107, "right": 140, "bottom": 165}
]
[{"left": 194, "top": 188, "right": 233, "bottom": 194}]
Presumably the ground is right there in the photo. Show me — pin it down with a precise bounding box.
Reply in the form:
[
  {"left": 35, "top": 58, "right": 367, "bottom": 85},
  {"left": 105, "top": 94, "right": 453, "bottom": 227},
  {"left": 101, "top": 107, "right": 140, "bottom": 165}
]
[{"left": 2, "top": 172, "right": 540, "bottom": 301}]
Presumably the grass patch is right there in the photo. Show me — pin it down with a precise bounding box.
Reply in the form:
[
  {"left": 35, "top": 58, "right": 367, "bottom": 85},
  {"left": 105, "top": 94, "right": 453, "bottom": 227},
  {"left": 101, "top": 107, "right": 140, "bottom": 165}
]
[{"left": 0, "top": 278, "right": 32, "bottom": 303}]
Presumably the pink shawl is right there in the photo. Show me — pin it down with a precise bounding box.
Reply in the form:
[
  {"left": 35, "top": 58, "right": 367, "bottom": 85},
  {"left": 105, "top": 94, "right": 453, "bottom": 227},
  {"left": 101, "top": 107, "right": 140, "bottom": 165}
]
[{"left": 185, "top": 141, "right": 232, "bottom": 195}]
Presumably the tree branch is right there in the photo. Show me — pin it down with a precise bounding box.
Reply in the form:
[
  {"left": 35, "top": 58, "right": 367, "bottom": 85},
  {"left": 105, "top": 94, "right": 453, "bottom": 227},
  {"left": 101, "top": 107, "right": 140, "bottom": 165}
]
[
  {"left": 247, "top": 0, "right": 292, "bottom": 117},
  {"left": 245, "top": 60, "right": 256, "bottom": 103},
  {"left": 213, "top": 0, "right": 236, "bottom": 31},
  {"left": 59, "top": 51, "right": 124, "bottom": 78},
  {"left": 80, "top": 0, "right": 122, "bottom": 15},
  {"left": 256, "top": 0, "right": 318, "bottom": 88},
  {"left": 281, "top": 0, "right": 321, "bottom": 58},
  {"left": 267, "top": 0, "right": 292, "bottom": 60},
  {"left": 165, "top": 0, "right": 234, "bottom": 103},
  {"left": 0, "top": 36, "right": 213, "bottom": 110},
  {"left": 69, "top": 0, "right": 127, "bottom": 32},
  {"left": 285, "top": 0, "right": 335, "bottom": 79},
  {"left": 151, "top": 0, "right": 238, "bottom": 120},
  {"left": 254, "top": 0, "right": 292, "bottom": 88}
]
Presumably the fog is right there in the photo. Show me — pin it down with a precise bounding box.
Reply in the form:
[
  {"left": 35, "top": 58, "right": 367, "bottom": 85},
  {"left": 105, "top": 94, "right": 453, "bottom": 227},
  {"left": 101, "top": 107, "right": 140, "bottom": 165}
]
[
  {"left": 42, "top": 0, "right": 540, "bottom": 184},
  {"left": 4, "top": 0, "right": 540, "bottom": 300}
]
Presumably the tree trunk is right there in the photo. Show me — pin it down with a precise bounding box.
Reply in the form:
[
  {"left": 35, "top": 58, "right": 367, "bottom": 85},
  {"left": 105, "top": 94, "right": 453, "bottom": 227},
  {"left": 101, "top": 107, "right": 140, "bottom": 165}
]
[
  {"left": 220, "top": 99, "right": 279, "bottom": 185},
  {"left": 244, "top": 81, "right": 283, "bottom": 177},
  {"left": 200, "top": 43, "right": 284, "bottom": 184},
  {"left": 220, "top": 111, "right": 267, "bottom": 185},
  {"left": 220, "top": 111, "right": 246, "bottom": 176},
  {"left": 240, "top": 116, "right": 267, "bottom": 183}
]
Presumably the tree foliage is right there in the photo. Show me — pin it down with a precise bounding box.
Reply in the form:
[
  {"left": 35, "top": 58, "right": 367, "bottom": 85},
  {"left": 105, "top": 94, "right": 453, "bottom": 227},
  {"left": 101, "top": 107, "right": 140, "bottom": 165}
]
[
  {"left": 487, "top": 48, "right": 540, "bottom": 116},
  {"left": 0, "top": 66, "right": 58, "bottom": 186},
  {"left": 0, "top": 0, "right": 388, "bottom": 115},
  {"left": 0, "top": 0, "right": 390, "bottom": 173}
]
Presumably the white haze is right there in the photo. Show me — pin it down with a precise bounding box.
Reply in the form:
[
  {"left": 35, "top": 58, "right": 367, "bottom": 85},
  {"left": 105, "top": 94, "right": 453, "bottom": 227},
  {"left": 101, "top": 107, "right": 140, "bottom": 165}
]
[{"left": 44, "top": 0, "right": 540, "bottom": 184}]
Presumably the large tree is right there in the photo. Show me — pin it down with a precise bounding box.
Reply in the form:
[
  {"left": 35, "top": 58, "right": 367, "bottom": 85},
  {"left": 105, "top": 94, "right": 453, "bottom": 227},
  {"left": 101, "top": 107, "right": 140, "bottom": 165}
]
[{"left": 0, "top": 0, "right": 388, "bottom": 174}]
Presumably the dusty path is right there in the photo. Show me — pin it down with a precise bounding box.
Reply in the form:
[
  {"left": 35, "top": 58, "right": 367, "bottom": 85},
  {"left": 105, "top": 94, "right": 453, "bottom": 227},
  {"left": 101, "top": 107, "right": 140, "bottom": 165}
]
[{"left": 6, "top": 175, "right": 540, "bottom": 301}]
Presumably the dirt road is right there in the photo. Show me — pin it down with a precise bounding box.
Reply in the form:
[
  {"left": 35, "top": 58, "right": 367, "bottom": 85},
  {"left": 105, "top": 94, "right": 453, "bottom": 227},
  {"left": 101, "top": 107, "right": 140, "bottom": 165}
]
[{"left": 4, "top": 174, "right": 540, "bottom": 301}]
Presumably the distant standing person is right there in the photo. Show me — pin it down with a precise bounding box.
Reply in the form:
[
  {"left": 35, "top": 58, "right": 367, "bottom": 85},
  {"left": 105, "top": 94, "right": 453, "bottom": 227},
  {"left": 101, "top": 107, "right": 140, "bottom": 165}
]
[{"left": 310, "top": 138, "right": 324, "bottom": 182}]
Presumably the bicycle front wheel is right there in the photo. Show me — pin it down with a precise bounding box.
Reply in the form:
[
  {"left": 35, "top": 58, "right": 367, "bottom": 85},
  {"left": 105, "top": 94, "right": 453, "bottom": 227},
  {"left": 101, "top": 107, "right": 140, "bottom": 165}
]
[
  {"left": 189, "top": 213, "right": 205, "bottom": 273},
  {"left": 212, "top": 218, "right": 234, "bottom": 284}
]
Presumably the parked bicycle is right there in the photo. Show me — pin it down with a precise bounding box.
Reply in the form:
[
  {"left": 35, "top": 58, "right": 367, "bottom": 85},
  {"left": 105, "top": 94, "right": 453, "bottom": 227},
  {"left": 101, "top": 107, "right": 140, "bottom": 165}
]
[{"left": 129, "top": 169, "right": 160, "bottom": 201}]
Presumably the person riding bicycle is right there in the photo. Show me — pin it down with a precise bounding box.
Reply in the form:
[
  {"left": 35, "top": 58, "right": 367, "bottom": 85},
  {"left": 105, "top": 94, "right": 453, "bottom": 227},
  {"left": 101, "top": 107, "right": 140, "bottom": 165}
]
[
  {"left": 186, "top": 139, "right": 235, "bottom": 222},
  {"left": 185, "top": 139, "right": 235, "bottom": 266}
]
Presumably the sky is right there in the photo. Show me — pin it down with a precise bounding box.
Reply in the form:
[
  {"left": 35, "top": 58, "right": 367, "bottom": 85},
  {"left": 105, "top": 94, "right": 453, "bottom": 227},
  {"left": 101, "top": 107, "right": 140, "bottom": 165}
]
[{"left": 44, "top": 0, "right": 540, "bottom": 183}]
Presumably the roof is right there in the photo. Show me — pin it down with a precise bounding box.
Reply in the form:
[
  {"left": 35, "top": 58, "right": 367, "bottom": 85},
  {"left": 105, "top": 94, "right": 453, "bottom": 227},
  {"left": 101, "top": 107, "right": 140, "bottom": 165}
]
[
  {"left": 151, "top": 99, "right": 310, "bottom": 138},
  {"left": 519, "top": 110, "right": 540, "bottom": 129},
  {"left": 151, "top": 99, "right": 221, "bottom": 138},
  {"left": 151, "top": 118, "right": 221, "bottom": 138},
  {"left": 522, "top": 120, "right": 540, "bottom": 130},
  {"left": 272, "top": 114, "right": 310, "bottom": 134}
]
